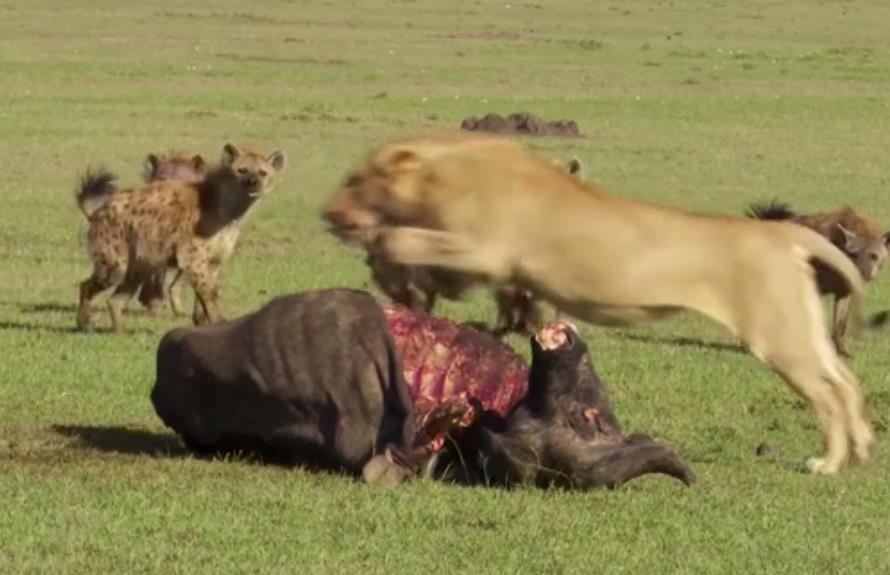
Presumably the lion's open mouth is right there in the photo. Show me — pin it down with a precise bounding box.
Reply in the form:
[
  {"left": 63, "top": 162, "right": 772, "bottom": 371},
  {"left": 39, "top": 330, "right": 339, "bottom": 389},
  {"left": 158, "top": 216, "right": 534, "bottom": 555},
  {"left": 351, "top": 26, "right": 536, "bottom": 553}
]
[{"left": 325, "top": 221, "right": 380, "bottom": 246}]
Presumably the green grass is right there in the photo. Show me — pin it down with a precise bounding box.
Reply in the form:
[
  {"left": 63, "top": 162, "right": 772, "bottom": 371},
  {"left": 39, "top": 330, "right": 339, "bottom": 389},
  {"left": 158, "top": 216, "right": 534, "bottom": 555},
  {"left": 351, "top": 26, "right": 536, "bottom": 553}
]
[{"left": 3, "top": 0, "right": 890, "bottom": 572}]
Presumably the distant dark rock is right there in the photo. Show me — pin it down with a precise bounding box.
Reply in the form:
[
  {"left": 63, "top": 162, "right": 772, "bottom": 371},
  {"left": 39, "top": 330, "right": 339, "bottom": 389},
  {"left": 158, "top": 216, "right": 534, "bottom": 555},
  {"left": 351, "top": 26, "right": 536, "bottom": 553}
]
[{"left": 460, "top": 112, "right": 582, "bottom": 137}]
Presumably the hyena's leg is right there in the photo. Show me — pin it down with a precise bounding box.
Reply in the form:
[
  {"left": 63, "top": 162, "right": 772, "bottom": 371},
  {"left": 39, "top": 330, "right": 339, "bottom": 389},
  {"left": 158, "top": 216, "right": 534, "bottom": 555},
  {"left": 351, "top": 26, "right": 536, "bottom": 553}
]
[
  {"left": 137, "top": 270, "right": 167, "bottom": 317},
  {"left": 183, "top": 260, "right": 222, "bottom": 326},
  {"left": 190, "top": 297, "right": 207, "bottom": 326},
  {"left": 77, "top": 258, "right": 126, "bottom": 331},
  {"left": 367, "top": 253, "right": 429, "bottom": 311},
  {"left": 165, "top": 269, "right": 186, "bottom": 317},
  {"left": 107, "top": 273, "right": 145, "bottom": 333},
  {"left": 831, "top": 294, "right": 852, "bottom": 357}
]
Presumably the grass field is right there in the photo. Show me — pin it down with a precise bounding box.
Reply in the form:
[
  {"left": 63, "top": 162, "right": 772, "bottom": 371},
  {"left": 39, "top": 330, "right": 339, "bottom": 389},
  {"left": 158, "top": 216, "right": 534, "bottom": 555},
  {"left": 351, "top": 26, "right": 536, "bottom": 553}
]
[{"left": 3, "top": 0, "right": 890, "bottom": 572}]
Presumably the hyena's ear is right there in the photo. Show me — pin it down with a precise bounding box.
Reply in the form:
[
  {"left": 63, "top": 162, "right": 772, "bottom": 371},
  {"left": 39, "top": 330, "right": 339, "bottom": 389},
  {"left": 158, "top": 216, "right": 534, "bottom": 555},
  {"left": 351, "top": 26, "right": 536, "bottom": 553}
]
[
  {"left": 565, "top": 157, "right": 584, "bottom": 179},
  {"left": 883, "top": 231, "right": 890, "bottom": 247},
  {"left": 222, "top": 143, "right": 242, "bottom": 166},
  {"left": 144, "top": 153, "right": 160, "bottom": 178},
  {"left": 267, "top": 150, "right": 287, "bottom": 173},
  {"left": 833, "top": 223, "right": 860, "bottom": 253},
  {"left": 190, "top": 154, "right": 207, "bottom": 170}
]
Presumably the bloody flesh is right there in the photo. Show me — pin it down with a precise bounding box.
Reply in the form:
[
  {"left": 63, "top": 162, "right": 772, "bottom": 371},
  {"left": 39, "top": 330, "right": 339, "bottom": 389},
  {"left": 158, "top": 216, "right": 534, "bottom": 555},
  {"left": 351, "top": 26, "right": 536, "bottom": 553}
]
[{"left": 383, "top": 304, "right": 528, "bottom": 450}]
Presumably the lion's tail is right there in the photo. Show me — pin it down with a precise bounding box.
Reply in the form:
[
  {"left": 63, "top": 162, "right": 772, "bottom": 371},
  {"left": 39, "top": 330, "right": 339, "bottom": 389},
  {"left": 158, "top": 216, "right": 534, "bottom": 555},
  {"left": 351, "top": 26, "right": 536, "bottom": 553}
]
[{"left": 784, "top": 224, "right": 864, "bottom": 335}]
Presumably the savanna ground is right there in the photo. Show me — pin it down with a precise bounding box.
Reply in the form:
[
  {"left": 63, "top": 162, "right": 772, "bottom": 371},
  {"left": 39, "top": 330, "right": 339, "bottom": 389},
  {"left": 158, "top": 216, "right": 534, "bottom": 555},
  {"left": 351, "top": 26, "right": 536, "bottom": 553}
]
[{"left": 2, "top": 0, "right": 890, "bottom": 572}]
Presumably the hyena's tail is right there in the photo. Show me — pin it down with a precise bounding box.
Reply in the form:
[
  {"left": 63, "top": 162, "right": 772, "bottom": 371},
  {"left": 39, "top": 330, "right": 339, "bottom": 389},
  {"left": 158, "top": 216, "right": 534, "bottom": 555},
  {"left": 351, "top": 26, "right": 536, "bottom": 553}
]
[
  {"left": 745, "top": 199, "right": 796, "bottom": 221},
  {"left": 76, "top": 168, "right": 118, "bottom": 218}
]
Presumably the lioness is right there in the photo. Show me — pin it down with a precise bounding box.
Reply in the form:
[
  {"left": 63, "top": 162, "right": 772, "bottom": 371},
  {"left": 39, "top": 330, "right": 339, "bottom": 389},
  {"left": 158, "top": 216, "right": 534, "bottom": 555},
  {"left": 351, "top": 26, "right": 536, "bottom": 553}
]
[
  {"left": 323, "top": 131, "right": 872, "bottom": 476},
  {"left": 329, "top": 154, "right": 582, "bottom": 336}
]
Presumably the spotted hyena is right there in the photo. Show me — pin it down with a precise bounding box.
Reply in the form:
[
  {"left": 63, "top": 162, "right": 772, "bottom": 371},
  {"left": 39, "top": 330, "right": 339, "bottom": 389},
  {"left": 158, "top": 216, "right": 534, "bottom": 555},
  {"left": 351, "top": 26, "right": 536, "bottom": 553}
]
[
  {"left": 137, "top": 151, "right": 209, "bottom": 316},
  {"left": 76, "top": 151, "right": 208, "bottom": 317},
  {"left": 142, "top": 151, "right": 207, "bottom": 185},
  {"left": 75, "top": 143, "right": 286, "bottom": 332}
]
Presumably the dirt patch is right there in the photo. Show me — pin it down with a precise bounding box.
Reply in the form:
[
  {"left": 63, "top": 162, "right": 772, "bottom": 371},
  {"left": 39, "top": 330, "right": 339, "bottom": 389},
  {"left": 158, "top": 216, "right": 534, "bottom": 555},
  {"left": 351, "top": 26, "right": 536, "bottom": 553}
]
[
  {"left": 435, "top": 31, "right": 525, "bottom": 42},
  {"left": 460, "top": 112, "right": 581, "bottom": 137},
  {"left": 157, "top": 11, "right": 342, "bottom": 28},
  {"left": 279, "top": 112, "right": 359, "bottom": 124},
  {"left": 216, "top": 53, "right": 348, "bottom": 66}
]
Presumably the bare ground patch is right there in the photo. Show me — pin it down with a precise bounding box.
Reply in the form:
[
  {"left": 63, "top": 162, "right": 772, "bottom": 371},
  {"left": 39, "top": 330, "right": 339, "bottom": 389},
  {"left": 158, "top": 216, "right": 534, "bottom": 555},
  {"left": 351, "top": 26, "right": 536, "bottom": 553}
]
[
  {"left": 215, "top": 53, "right": 349, "bottom": 66},
  {"left": 433, "top": 30, "right": 527, "bottom": 42}
]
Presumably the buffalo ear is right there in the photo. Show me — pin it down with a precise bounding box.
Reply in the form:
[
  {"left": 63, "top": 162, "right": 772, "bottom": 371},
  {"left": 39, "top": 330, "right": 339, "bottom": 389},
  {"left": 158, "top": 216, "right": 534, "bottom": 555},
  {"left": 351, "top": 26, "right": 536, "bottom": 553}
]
[
  {"left": 267, "top": 150, "right": 287, "bottom": 173},
  {"left": 222, "top": 143, "right": 242, "bottom": 166},
  {"left": 143, "top": 153, "right": 160, "bottom": 179}
]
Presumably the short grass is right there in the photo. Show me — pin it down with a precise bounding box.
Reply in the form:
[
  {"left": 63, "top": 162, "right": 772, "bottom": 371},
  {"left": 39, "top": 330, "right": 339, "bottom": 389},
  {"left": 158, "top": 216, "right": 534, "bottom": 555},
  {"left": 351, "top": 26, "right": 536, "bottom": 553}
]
[{"left": 2, "top": 1, "right": 890, "bottom": 573}]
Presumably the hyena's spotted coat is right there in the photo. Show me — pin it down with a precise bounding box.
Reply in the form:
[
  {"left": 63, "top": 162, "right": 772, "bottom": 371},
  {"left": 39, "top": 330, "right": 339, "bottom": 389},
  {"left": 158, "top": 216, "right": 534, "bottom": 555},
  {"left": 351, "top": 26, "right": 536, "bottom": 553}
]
[
  {"left": 75, "top": 143, "right": 286, "bottom": 332},
  {"left": 138, "top": 151, "right": 209, "bottom": 316}
]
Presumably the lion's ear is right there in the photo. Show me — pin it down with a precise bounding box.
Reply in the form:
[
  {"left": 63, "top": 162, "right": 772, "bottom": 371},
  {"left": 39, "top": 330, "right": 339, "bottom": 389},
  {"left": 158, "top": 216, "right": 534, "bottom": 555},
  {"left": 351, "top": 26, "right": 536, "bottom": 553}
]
[
  {"left": 565, "top": 157, "right": 584, "bottom": 179},
  {"left": 384, "top": 147, "right": 423, "bottom": 176}
]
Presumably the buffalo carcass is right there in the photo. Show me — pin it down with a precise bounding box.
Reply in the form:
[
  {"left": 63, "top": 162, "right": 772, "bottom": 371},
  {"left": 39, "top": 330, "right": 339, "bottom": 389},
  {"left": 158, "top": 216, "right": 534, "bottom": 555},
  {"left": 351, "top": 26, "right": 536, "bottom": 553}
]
[
  {"left": 151, "top": 288, "right": 693, "bottom": 488},
  {"left": 151, "top": 288, "right": 420, "bottom": 485},
  {"left": 431, "top": 322, "right": 695, "bottom": 488}
]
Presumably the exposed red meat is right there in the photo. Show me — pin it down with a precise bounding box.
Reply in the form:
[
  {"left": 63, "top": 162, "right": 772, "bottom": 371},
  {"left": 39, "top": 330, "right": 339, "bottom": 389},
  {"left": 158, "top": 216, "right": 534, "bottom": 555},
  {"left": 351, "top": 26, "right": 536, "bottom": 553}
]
[{"left": 383, "top": 304, "right": 528, "bottom": 451}]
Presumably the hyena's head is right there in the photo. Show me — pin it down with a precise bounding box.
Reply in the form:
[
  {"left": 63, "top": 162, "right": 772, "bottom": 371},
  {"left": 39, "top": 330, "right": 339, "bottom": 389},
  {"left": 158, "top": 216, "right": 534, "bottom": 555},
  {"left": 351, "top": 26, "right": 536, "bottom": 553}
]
[
  {"left": 221, "top": 142, "right": 287, "bottom": 198},
  {"left": 143, "top": 152, "right": 208, "bottom": 183},
  {"left": 833, "top": 222, "right": 890, "bottom": 281}
]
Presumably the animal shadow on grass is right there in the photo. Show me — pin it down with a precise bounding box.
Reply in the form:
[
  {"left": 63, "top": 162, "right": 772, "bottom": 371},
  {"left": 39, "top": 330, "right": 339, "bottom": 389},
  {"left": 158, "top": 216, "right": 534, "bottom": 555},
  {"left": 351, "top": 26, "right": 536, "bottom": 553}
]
[
  {"left": 50, "top": 425, "right": 329, "bottom": 473},
  {"left": 0, "top": 318, "right": 156, "bottom": 336},
  {"left": 19, "top": 302, "right": 78, "bottom": 314},
  {"left": 19, "top": 302, "right": 162, "bottom": 318},
  {"left": 618, "top": 332, "right": 745, "bottom": 355},
  {"left": 0, "top": 320, "right": 89, "bottom": 335},
  {"left": 52, "top": 425, "right": 188, "bottom": 458}
]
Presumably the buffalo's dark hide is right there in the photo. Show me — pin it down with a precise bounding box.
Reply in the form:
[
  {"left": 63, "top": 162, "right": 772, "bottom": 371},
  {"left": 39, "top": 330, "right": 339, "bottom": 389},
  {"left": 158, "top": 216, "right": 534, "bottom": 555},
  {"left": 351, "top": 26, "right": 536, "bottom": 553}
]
[
  {"left": 151, "top": 288, "right": 419, "bottom": 484},
  {"left": 152, "top": 289, "right": 693, "bottom": 489},
  {"left": 434, "top": 322, "right": 696, "bottom": 489}
]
